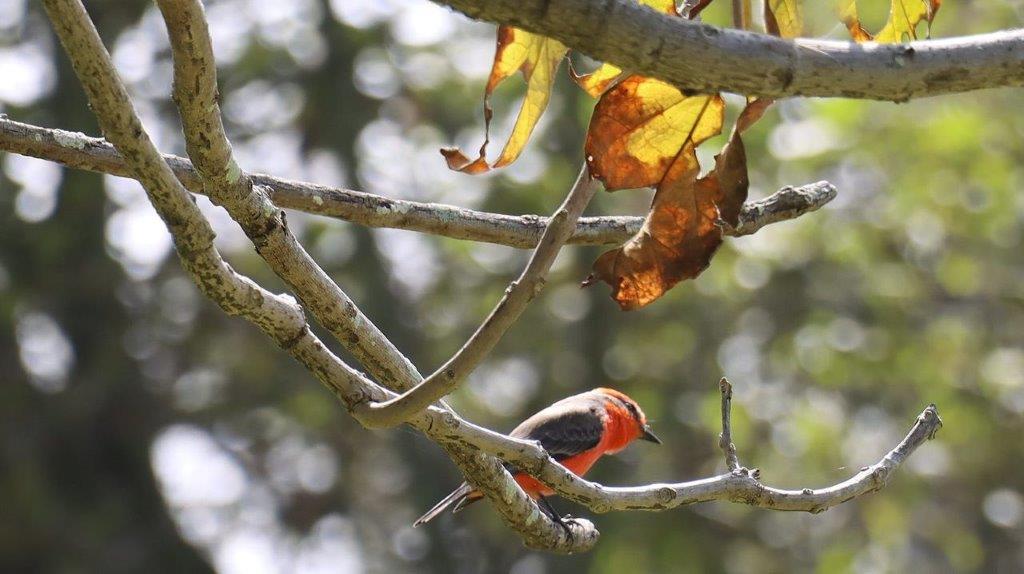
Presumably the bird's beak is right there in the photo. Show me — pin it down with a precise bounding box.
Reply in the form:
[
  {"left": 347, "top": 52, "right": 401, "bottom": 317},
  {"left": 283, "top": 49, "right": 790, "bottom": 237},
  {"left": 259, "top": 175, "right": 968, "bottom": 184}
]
[{"left": 640, "top": 424, "right": 662, "bottom": 444}]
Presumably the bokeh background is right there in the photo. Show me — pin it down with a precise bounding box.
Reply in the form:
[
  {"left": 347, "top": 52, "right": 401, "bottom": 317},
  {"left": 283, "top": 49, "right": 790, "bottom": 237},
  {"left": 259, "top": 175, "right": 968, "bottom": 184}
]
[{"left": 2, "top": 0, "right": 1024, "bottom": 572}]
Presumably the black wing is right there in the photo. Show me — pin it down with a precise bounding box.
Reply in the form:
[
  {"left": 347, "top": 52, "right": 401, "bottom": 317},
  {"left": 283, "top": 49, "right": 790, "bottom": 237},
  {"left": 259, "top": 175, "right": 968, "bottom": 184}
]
[{"left": 510, "top": 399, "right": 605, "bottom": 461}]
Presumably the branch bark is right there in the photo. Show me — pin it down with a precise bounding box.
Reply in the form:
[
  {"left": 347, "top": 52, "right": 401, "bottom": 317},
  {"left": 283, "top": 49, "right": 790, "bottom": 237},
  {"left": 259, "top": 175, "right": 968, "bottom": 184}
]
[
  {"left": 0, "top": 118, "right": 837, "bottom": 248},
  {"left": 155, "top": 0, "right": 422, "bottom": 393},
  {"left": 431, "top": 0, "right": 1024, "bottom": 101}
]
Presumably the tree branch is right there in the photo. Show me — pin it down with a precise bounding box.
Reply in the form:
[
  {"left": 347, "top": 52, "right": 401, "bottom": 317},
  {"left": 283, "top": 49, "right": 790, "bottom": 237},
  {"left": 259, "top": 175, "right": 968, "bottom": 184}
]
[
  {"left": 431, "top": 0, "right": 1024, "bottom": 101},
  {"left": 43, "top": 0, "right": 597, "bottom": 553},
  {"left": 0, "top": 118, "right": 837, "bottom": 248},
  {"left": 155, "top": 0, "right": 603, "bottom": 550},
  {"left": 155, "top": 0, "right": 422, "bottom": 392},
  {"left": 353, "top": 164, "right": 598, "bottom": 428},
  {"left": 718, "top": 378, "right": 740, "bottom": 472},
  {"left": 440, "top": 382, "right": 942, "bottom": 515}
]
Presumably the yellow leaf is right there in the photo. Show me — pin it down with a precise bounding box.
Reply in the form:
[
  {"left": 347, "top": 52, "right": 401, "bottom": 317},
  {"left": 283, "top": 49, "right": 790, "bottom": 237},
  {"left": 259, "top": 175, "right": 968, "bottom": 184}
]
[
  {"left": 764, "top": 0, "right": 803, "bottom": 38},
  {"left": 875, "top": 0, "right": 942, "bottom": 43},
  {"left": 585, "top": 75, "right": 725, "bottom": 191},
  {"left": 441, "top": 27, "right": 567, "bottom": 173},
  {"left": 573, "top": 62, "right": 624, "bottom": 98}
]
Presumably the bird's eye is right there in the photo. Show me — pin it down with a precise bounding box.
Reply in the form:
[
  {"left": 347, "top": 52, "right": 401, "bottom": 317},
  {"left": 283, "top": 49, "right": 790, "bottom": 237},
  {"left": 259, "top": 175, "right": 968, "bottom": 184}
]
[{"left": 626, "top": 402, "right": 639, "bottom": 418}]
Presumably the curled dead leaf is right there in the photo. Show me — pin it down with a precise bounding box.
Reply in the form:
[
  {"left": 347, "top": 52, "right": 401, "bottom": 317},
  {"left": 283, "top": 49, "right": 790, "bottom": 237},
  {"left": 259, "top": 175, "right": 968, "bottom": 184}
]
[
  {"left": 586, "top": 99, "right": 771, "bottom": 310},
  {"left": 442, "top": 26, "right": 567, "bottom": 174}
]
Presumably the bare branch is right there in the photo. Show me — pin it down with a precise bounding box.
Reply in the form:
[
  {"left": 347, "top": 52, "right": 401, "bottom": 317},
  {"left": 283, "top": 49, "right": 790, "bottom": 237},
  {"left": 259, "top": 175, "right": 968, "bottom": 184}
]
[
  {"left": 155, "top": 0, "right": 600, "bottom": 550},
  {"left": 432, "top": 0, "right": 1024, "bottom": 101},
  {"left": 39, "top": 0, "right": 303, "bottom": 347},
  {"left": 428, "top": 385, "right": 943, "bottom": 516},
  {"left": 155, "top": 0, "right": 422, "bottom": 392},
  {"left": 353, "top": 164, "right": 599, "bottom": 428},
  {"left": 0, "top": 118, "right": 837, "bottom": 248},
  {"left": 43, "top": 0, "right": 597, "bottom": 553}
]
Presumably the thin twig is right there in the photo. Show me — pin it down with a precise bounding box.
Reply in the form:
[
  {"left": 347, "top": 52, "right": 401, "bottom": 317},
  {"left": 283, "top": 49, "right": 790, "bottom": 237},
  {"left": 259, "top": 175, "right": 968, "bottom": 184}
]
[
  {"left": 0, "top": 118, "right": 838, "bottom": 248},
  {"left": 353, "top": 164, "right": 599, "bottom": 428},
  {"left": 718, "top": 378, "right": 741, "bottom": 472}
]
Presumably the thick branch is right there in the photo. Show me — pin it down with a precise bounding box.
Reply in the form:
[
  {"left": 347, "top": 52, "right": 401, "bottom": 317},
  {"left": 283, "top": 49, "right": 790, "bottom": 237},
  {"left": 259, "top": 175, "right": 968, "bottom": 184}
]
[
  {"left": 155, "top": 0, "right": 422, "bottom": 392},
  {"left": 0, "top": 118, "right": 837, "bottom": 248},
  {"left": 353, "top": 164, "right": 598, "bottom": 428},
  {"left": 39, "top": 0, "right": 304, "bottom": 346},
  {"left": 45, "top": 0, "right": 597, "bottom": 553},
  {"left": 432, "top": 0, "right": 1024, "bottom": 101}
]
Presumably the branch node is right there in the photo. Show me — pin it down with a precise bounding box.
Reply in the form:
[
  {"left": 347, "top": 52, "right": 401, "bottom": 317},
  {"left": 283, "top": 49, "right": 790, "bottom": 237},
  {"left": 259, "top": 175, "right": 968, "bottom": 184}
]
[{"left": 441, "top": 411, "right": 461, "bottom": 430}]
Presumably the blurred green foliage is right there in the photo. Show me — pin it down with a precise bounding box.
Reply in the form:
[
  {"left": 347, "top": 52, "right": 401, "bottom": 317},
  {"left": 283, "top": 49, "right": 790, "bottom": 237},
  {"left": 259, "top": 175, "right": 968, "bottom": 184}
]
[{"left": 1, "top": 1, "right": 1023, "bottom": 573}]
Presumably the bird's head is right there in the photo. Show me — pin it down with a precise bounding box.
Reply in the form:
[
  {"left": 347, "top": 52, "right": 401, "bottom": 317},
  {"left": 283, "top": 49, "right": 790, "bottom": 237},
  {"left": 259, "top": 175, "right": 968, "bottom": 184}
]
[{"left": 595, "top": 387, "right": 662, "bottom": 445}]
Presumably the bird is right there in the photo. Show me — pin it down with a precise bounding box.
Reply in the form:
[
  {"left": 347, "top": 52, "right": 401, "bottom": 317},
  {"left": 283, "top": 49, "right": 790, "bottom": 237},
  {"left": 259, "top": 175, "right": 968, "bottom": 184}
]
[{"left": 413, "top": 387, "right": 661, "bottom": 526}]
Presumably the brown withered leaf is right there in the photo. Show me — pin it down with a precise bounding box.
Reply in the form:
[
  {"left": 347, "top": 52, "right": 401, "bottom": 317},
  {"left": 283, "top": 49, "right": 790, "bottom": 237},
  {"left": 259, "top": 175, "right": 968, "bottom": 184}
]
[
  {"left": 572, "top": 0, "right": 679, "bottom": 98},
  {"left": 586, "top": 99, "right": 772, "bottom": 310},
  {"left": 441, "top": 27, "right": 567, "bottom": 174},
  {"left": 585, "top": 75, "right": 725, "bottom": 191}
]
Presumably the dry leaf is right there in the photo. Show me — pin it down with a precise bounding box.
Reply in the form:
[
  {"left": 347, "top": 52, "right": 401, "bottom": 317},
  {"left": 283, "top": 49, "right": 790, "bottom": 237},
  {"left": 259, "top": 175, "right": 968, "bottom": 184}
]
[
  {"left": 837, "top": 0, "right": 872, "bottom": 42},
  {"left": 441, "top": 27, "right": 567, "bottom": 174},
  {"left": 585, "top": 75, "right": 725, "bottom": 191},
  {"left": 585, "top": 99, "right": 771, "bottom": 310}
]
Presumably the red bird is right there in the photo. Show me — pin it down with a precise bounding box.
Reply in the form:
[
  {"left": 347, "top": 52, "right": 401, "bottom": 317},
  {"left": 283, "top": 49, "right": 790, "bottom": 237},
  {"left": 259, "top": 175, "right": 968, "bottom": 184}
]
[{"left": 414, "top": 388, "right": 661, "bottom": 526}]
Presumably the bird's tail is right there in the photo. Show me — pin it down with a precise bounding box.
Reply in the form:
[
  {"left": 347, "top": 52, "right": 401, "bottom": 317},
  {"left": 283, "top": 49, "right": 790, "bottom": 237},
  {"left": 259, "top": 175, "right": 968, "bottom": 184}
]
[{"left": 413, "top": 482, "right": 480, "bottom": 526}]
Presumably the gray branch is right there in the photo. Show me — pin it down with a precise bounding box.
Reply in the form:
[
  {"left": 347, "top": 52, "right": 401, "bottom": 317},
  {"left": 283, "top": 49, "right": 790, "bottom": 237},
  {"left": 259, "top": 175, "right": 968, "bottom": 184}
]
[
  {"left": 421, "top": 382, "right": 943, "bottom": 515},
  {"left": 0, "top": 118, "right": 837, "bottom": 248},
  {"left": 156, "top": 0, "right": 421, "bottom": 392},
  {"left": 432, "top": 0, "right": 1024, "bottom": 101}
]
